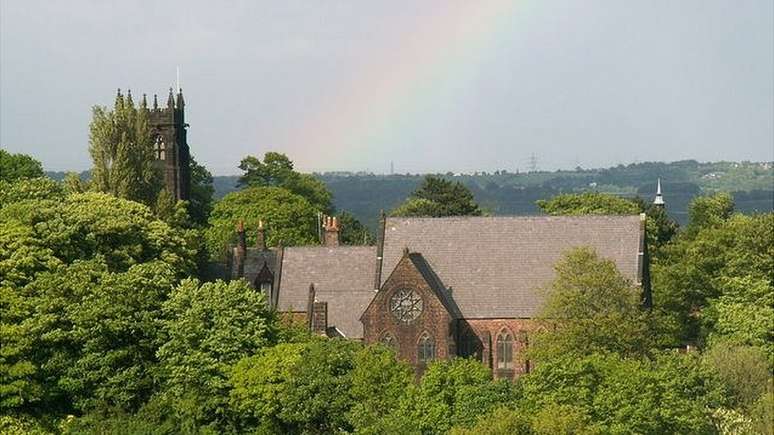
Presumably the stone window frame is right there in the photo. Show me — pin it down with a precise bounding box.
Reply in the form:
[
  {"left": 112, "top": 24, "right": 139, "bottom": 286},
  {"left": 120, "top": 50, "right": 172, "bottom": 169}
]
[
  {"left": 417, "top": 331, "right": 436, "bottom": 363},
  {"left": 254, "top": 261, "right": 274, "bottom": 297},
  {"left": 495, "top": 327, "right": 514, "bottom": 370},
  {"left": 380, "top": 331, "right": 399, "bottom": 352},
  {"left": 153, "top": 134, "right": 166, "bottom": 160},
  {"left": 389, "top": 288, "right": 424, "bottom": 324}
]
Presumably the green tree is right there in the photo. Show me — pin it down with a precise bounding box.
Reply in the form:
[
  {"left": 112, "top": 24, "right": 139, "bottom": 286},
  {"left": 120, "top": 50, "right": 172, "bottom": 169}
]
[
  {"left": 229, "top": 343, "right": 306, "bottom": 433},
  {"left": 347, "top": 344, "right": 413, "bottom": 434},
  {"left": 89, "top": 90, "right": 162, "bottom": 205},
  {"left": 206, "top": 186, "right": 319, "bottom": 258},
  {"left": 156, "top": 279, "right": 277, "bottom": 430},
  {"left": 685, "top": 192, "right": 735, "bottom": 236},
  {"left": 519, "top": 352, "right": 723, "bottom": 434},
  {"left": 27, "top": 260, "right": 177, "bottom": 412},
  {"left": 391, "top": 175, "right": 482, "bottom": 217},
  {"left": 703, "top": 341, "right": 771, "bottom": 411},
  {"left": 0, "top": 150, "right": 44, "bottom": 183},
  {"left": 238, "top": 152, "right": 332, "bottom": 212},
  {"left": 277, "top": 339, "right": 361, "bottom": 433},
  {"left": 536, "top": 192, "right": 640, "bottom": 216},
  {"left": 188, "top": 156, "right": 214, "bottom": 226},
  {"left": 386, "top": 358, "right": 514, "bottom": 434},
  {"left": 449, "top": 407, "right": 533, "bottom": 435},
  {"left": 652, "top": 209, "right": 773, "bottom": 346},
  {"left": 0, "top": 189, "right": 197, "bottom": 415},
  {"left": 530, "top": 247, "right": 657, "bottom": 361},
  {"left": 338, "top": 210, "right": 375, "bottom": 245}
]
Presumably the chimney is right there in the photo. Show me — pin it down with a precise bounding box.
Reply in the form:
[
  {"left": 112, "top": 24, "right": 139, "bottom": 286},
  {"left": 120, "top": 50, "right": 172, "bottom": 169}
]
[
  {"left": 235, "top": 221, "right": 246, "bottom": 278},
  {"left": 323, "top": 215, "right": 340, "bottom": 247},
  {"left": 311, "top": 301, "right": 328, "bottom": 335},
  {"left": 256, "top": 220, "right": 266, "bottom": 250},
  {"left": 306, "top": 283, "right": 328, "bottom": 335}
]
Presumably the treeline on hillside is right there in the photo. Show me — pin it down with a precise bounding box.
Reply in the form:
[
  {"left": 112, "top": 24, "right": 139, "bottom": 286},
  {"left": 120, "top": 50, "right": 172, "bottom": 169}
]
[
  {"left": 3, "top": 139, "right": 773, "bottom": 433},
  {"left": 194, "top": 160, "right": 773, "bottom": 229}
]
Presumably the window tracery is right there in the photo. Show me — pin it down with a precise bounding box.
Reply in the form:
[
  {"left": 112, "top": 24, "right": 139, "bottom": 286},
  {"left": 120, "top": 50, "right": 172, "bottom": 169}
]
[
  {"left": 496, "top": 330, "right": 514, "bottom": 369},
  {"left": 418, "top": 332, "right": 435, "bottom": 363}
]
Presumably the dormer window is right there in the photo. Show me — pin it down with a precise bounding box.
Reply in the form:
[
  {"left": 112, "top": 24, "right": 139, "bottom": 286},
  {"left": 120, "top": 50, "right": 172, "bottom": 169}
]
[{"left": 254, "top": 261, "right": 274, "bottom": 297}]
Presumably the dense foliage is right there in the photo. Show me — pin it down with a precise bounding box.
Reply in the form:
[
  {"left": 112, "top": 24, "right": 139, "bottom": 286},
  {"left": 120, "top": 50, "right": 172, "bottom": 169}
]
[
  {"left": 206, "top": 186, "right": 319, "bottom": 257},
  {"left": 0, "top": 183, "right": 198, "bottom": 421},
  {"left": 0, "top": 149, "right": 44, "bottom": 182},
  {"left": 88, "top": 90, "right": 162, "bottom": 205},
  {"left": 238, "top": 152, "right": 333, "bottom": 213},
  {"left": 2, "top": 151, "right": 771, "bottom": 433},
  {"left": 391, "top": 175, "right": 482, "bottom": 217}
]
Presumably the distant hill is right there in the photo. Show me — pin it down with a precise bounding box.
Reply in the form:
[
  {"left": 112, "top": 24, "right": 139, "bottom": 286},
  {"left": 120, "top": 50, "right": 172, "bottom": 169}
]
[{"left": 48, "top": 160, "right": 773, "bottom": 229}]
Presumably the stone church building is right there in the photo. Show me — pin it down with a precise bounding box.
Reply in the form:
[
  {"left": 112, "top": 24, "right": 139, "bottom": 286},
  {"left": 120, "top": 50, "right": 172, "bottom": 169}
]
[{"left": 229, "top": 213, "right": 648, "bottom": 378}]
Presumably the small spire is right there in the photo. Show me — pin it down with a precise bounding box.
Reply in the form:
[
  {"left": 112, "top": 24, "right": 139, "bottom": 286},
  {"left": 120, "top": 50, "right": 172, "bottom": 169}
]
[
  {"left": 153, "top": 94, "right": 159, "bottom": 110},
  {"left": 141, "top": 93, "right": 148, "bottom": 109},
  {"left": 126, "top": 89, "right": 134, "bottom": 107},
  {"left": 176, "top": 88, "right": 185, "bottom": 109},
  {"left": 653, "top": 178, "right": 665, "bottom": 207},
  {"left": 167, "top": 87, "right": 175, "bottom": 109}
]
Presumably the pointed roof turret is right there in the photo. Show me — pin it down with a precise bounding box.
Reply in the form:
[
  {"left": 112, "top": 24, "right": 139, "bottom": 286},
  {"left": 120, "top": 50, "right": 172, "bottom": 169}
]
[
  {"left": 653, "top": 178, "right": 665, "bottom": 207},
  {"left": 152, "top": 94, "right": 159, "bottom": 110},
  {"left": 167, "top": 87, "right": 175, "bottom": 108},
  {"left": 126, "top": 89, "right": 134, "bottom": 107},
  {"left": 140, "top": 93, "right": 148, "bottom": 109}
]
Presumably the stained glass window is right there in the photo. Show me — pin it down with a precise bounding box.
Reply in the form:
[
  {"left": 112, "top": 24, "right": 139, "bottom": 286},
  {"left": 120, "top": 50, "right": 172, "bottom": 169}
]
[{"left": 390, "top": 289, "right": 423, "bottom": 323}]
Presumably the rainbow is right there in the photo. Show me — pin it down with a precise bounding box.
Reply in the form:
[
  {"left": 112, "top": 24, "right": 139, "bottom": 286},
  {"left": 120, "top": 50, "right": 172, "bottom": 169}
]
[{"left": 288, "top": 1, "right": 526, "bottom": 171}]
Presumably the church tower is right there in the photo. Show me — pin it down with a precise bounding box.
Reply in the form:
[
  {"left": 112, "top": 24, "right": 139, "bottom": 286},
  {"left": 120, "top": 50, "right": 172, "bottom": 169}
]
[{"left": 148, "top": 88, "right": 191, "bottom": 201}]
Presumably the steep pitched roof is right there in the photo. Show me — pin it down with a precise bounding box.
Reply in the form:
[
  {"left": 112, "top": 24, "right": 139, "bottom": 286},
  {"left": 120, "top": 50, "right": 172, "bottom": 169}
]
[
  {"left": 277, "top": 246, "right": 377, "bottom": 338},
  {"left": 381, "top": 215, "right": 643, "bottom": 318},
  {"left": 233, "top": 248, "right": 276, "bottom": 284}
]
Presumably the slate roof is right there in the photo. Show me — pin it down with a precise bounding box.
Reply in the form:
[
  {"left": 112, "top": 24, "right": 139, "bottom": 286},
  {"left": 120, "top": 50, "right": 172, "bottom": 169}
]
[
  {"left": 381, "top": 215, "right": 643, "bottom": 319},
  {"left": 277, "top": 246, "right": 377, "bottom": 338},
  {"left": 239, "top": 248, "right": 277, "bottom": 284}
]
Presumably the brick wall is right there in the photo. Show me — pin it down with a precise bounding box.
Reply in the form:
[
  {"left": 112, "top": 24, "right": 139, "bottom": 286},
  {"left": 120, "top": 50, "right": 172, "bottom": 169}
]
[
  {"left": 461, "top": 318, "right": 538, "bottom": 380},
  {"left": 362, "top": 254, "right": 453, "bottom": 376}
]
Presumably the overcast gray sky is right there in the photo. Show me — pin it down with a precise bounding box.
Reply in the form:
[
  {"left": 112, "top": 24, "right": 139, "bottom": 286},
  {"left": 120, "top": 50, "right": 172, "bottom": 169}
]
[{"left": 1, "top": 0, "right": 772, "bottom": 174}]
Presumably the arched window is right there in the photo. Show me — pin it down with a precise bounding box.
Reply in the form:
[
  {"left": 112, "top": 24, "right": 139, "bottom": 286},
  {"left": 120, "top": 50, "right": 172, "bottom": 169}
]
[
  {"left": 496, "top": 330, "right": 514, "bottom": 369},
  {"left": 417, "top": 332, "right": 435, "bottom": 363},
  {"left": 154, "top": 135, "right": 166, "bottom": 160},
  {"left": 380, "top": 332, "right": 398, "bottom": 351}
]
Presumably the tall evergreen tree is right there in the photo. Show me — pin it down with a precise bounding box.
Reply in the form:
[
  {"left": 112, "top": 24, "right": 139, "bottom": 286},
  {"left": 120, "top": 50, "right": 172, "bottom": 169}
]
[{"left": 89, "top": 90, "right": 162, "bottom": 205}]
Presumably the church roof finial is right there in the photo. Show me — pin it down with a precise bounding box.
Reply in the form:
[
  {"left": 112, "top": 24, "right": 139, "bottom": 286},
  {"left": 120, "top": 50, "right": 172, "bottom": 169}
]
[
  {"left": 153, "top": 94, "right": 159, "bottom": 110},
  {"left": 167, "top": 87, "right": 175, "bottom": 109},
  {"left": 653, "top": 178, "right": 665, "bottom": 207},
  {"left": 141, "top": 93, "right": 148, "bottom": 109},
  {"left": 176, "top": 88, "right": 185, "bottom": 109}
]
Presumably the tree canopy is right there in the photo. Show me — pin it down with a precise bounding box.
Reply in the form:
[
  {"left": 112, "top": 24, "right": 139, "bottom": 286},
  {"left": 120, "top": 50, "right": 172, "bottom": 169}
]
[
  {"left": 536, "top": 192, "right": 641, "bottom": 215},
  {"left": 237, "top": 152, "right": 332, "bottom": 212},
  {"left": 529, "top": 247, "right": 659, "bottom": 360},
  {"left": 391, "top": 175, "right": 482, "bottom": 217},
  {"left": 88, "top": 90, "right": 162, "bottom": 205},
  {"left": 205, "top": 186, "right": 319, "bottom": 257},
  {"left": 0, "top": 149, "right": 44, "bottom": 182}
]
